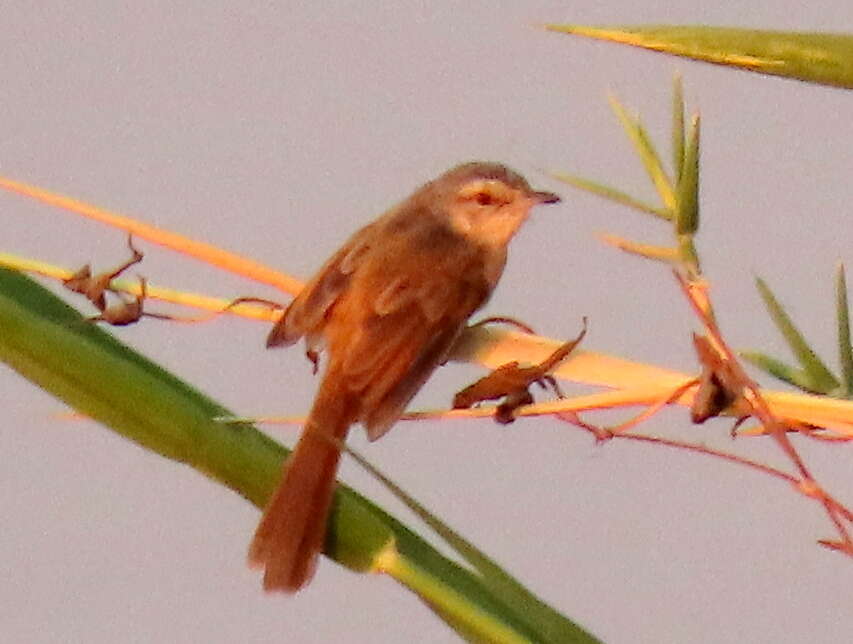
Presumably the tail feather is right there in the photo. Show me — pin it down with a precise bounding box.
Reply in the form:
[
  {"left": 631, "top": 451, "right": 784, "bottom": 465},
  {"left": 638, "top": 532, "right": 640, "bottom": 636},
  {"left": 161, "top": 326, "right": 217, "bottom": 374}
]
[{"left": 249, "top": 378, "right": 355, "bottom": 591}]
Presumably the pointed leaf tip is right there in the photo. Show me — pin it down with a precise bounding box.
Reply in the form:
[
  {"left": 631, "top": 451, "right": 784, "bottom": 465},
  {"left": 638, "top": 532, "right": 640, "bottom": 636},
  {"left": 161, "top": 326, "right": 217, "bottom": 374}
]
[{"left": 547, "top": 25, "right": 853, "bottom": 89}]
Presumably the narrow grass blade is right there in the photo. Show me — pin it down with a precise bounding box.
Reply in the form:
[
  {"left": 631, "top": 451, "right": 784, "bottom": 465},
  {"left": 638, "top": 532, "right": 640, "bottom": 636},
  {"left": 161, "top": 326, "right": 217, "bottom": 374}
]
[
  {"left": 550, "top": 171, "right": 672, "bottom": 220},
  {"left": 0, "top": 174, "right": 303, "bottom": 294},
  {"left": 0, "top": 250, "right": 278, "bottom": 323},
  {"left": 0, "top": 268, "right": 279, "bottom": 505},
  {"left": 672, "top": 74, "right": 685, "bottom": 183},
  {"left": 675, "top": 115, "right": 700, "bottom": 235},
  {"left": 740, "top": 351, "right": 822, "bottom": 393},
  {"left": 546, "top": 25, "right": 853, "bottom": 89},
  {"left": 599, "top": 233, "right": 678, "bottom": 263},
  {"left": 346, "top": 446, "right": 600, "bottom": 644},
  {"left": 755, "top": 277, "right": 839, "bottom": 392},
  {"left": 836, "top": 264, "right": 853, "bottom": 397},
  {"left": 608, "top": 95, "right": 676, "bottom": 211}
]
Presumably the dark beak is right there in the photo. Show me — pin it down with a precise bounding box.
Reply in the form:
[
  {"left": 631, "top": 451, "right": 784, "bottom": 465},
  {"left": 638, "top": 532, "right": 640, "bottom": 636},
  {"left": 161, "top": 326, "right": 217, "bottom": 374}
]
[{"left": 530, "top": 190, "right": 561, "bottom": 204}]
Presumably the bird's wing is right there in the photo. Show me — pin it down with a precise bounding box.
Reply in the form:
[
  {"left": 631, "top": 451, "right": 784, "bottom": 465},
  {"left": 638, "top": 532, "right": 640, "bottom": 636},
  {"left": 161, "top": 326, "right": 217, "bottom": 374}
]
[
  {"left": 328, "top": 238, "right": 492, "bottom": 440},
  {"left": 266, "top": 220, "right": 378, "bottom": 348}
]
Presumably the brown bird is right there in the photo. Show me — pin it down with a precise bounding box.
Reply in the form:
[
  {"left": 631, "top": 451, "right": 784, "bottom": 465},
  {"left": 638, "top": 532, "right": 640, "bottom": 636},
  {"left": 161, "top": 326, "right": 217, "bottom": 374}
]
[{"left": 248, "top": 162, "right": 560, "bottom": 591}]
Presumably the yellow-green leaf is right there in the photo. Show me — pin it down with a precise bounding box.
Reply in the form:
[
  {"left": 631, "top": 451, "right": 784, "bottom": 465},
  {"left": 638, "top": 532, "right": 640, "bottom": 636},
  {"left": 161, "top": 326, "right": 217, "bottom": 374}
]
[
  {"left": 755, "top": 277, "right": 839, "bottom": 392},
  {"left": 671, "top": 74, "right": 686, "bottom": 183},
  {"left": 608, "top": 95, "right": 676, "bottom": 210},
  {"left": 675, "top": 115, "right": 700, "bottom": 235},
  {"left": 836, "top": 264, "right": 853, "bottom": 397},
  {"left": 550, "top": 171, "right": 672, "bottom": 220},
  {"left": 740, "top": 351, "right": 815, "bottom": 392},
  {"left": 598, "top": 233, "right": 679, "bottom": 263},
  {"left": 547, "top": 25, "right": 853, "bottom": 89}
]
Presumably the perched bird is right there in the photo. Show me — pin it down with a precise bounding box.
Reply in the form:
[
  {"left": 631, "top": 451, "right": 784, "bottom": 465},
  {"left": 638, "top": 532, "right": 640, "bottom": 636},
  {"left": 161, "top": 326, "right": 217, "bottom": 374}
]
[{"left": 249, "top": 161, "right": 560, "bottom": 591}]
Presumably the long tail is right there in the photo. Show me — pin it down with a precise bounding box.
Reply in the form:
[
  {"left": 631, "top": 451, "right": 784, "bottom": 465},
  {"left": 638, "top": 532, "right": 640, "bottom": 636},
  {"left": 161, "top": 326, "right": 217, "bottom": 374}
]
[{"left": 248, "top": 375, "right": 356, "bottom": 591}]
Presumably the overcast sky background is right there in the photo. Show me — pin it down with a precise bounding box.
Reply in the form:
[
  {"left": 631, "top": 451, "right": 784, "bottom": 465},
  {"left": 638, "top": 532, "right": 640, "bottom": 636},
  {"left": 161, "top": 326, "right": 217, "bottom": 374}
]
[{"left": 2, "top": 3, "right": 852, "bottom": 643}]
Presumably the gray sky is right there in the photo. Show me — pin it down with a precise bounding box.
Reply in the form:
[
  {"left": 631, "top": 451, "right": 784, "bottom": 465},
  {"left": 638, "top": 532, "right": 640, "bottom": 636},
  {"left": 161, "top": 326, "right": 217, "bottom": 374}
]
[{"left": 3, "top": 3, "right": 853, "bottom": 643}]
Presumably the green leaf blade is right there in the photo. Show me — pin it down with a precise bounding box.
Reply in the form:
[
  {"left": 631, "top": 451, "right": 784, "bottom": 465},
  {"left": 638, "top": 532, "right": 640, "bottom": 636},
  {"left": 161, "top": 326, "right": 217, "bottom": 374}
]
[
  {"left": 836, "top": 264, "right": 853, "bottom": 397},
  {"left": 608, "top": 95, "right": 676, "bottom": 210},
  {"left": 740, "top": 351, "right": 821, "bottom": 393},
  {"left": 674, "top": 114, "right": 700, "bottom": 235},
  {"left": 550, "top": 171, "right": 672, "bottom": 220},
  {"left": 546, "top": 25, "right": 853, "bottom": 89},
  {"left": 671, "top": 74, "right": 685, "bottom": 183},
  {"left": 754, "top": 277, "right": 839, "bottom": 392},
  {"left": 345, "top": 446, "right": 601, "bottom": 643}
]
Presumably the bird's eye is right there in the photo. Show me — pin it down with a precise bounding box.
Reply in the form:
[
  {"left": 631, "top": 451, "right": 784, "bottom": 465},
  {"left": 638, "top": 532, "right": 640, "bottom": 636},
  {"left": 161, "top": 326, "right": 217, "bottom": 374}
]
[
  {"left": 458, "top": 180, "right": 509, "bottom": 206},
  {"left": 474, "top": 191, "right": 493, "bottom": 206}
]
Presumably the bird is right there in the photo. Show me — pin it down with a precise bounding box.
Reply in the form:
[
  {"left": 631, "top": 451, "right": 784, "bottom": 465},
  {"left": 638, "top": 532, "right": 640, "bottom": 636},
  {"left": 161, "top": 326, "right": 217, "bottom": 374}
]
[{"left": 248, "top": 161, "right": 560, "bottom": 591}]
